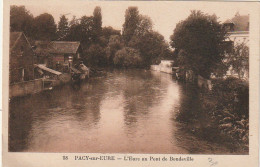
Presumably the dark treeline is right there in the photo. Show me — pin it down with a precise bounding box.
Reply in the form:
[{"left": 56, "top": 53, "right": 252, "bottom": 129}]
[{"left": 10, "top": 5, "right": 173, "bottom": 68}]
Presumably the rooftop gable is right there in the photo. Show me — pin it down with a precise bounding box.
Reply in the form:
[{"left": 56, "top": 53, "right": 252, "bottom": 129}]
[
  {"left": 223, "top": 14, "right": 249, "bottom": 31},
  {"left": 10, "top": 32, "right": 23, "bottom": 49},
  {"left": 49, "top": 41, "right": 81, "bottom": 54}
]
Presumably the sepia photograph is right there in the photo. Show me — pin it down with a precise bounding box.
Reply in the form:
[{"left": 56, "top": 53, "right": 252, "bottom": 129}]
[{"left": 2, "top": 0, "right": 259, "bottom": 166}]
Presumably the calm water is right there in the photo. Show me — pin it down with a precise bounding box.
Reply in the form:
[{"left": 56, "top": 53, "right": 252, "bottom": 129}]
[{"left": 9, "top": 69, "right": 234, "bottom": 153}]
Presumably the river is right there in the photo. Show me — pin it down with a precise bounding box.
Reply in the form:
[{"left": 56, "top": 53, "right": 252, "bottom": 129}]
[{"left": 9, "top": 69, "right": 237, "bottom": 153}]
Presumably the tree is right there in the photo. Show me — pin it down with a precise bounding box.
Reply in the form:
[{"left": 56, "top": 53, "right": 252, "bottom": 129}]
[
  {"left": 57, "top": 15, "right": 69, "bottom": 40},
  {"left": 66, "top": 16, "right": 82, "bottom": 42},
  {"left": 122, "top": 7, "right": 140, "bottom": 44},
  {"left": 101, "top": 26, "right": 121, "bottom": 46},
  {"left": 114, "top": 47, "right": 142, "bottom": 67},
  {"left": 226, "top": 42, "right": 249, "bottom": 79},
  {"left": 84, "top": 44, "right": 106, "bottom": 67},
  {"left": 92, "top": 6, "right": 102, "bottom": 43},
  {"left": 134, "top": 15, "right": 153, "bottom": 37},
  {"left": 106, "top": 35, "right": 124, "bottom": 65},
  {"left": 33, "top": 13, "right": 57, "bottom": 40},
  {"left": 170, "top": 10, "right": 227, "bottom": 79},
  {"left": 80, "top": 15, "right": 94, "bottom": 46},
  {"left": 129, "top": 31, "right": 171, "bottom": 67},
  {"left": 10, "top": 5, "right": 34, "bottom": 37}
]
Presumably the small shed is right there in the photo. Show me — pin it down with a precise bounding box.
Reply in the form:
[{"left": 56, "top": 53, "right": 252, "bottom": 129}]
[{"left": 48, "top": 41, "right": 82, "bottom": 72}]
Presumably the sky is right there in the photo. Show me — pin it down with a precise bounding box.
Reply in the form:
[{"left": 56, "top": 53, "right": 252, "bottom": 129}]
[{"left": 11, "top": 0, "right": 249, "bottom": 42}]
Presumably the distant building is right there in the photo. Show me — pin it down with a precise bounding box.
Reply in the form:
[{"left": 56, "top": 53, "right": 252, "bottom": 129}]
[
  {"left": 151, "top": 60, "right": 174, "bottom": 74},
  {"left": 10, "top": 32, "right": 35, "bottom": 84},
  {"left": 223, "top": 14, "right": 249, "bottom": 80},
  {"left": 223, "top": 14, "right": 249, "bottom": 45},
  {"left": 33, "top": 41, "right": 82, "bottom": 72}
]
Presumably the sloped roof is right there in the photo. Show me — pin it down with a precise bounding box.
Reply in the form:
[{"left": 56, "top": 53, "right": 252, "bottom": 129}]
[
  {"left": 49, "top": 41, "right": 81, "bottom": 54},
  {"left": 223, "top": 19, "right": 234, "bottom": 24},
  {"left": 223, "top": 14, "right": 249, "bottom": 31},
  {"left": 33, "top": 41, "right": 54, "bottom": 56},
  {"left": 36, "top": 64, "right": 62, "bottom": 75},
  {"left": 10, "top": 32, "right": 23, "bottom": 49}
]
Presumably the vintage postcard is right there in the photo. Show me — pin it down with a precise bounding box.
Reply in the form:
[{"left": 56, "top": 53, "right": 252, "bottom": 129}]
[{"left": 2, "top": 0, "right": 259, "bottom": 166}]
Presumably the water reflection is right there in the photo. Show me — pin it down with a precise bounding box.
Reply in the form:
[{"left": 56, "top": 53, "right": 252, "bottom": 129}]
[{"left": 9, "top": 69, "right": 234, "bottom": 153}]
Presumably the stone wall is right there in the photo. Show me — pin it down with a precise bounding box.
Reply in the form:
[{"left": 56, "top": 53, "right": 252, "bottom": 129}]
[{"left": 9, "top": 79, "right": 43, "bottom": 98}]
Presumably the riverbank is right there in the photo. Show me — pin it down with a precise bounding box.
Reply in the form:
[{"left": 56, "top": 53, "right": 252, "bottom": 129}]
[{"left": 175, "top": 77, "right": 249, "bottom": 154}]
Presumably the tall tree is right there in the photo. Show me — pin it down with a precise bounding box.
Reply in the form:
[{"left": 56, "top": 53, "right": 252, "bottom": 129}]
[
  {"left": 92, "top": 6, "right": 102, "bottom": 43},
  {"left": 57, "top": 15, "right": 69, "bottom": 40},
  {"left": 80, "top": 15, "right": 94, "bottom": 47},
  {"left": 170, "top": 10, "right": 227, "bottom": 79},
  {"left": 134, "top": 15, "right": 153, "bottom": 37},
  {"left": 33, "top": 13, "right": 57, "bottom": 40},
  {"left": 122, "top": 7, "right": 140, "bottom": 44},
  {"left": 66, "top": 16, "right": 82, "bottom": 42},
  {"left": 106, "top": 35, "right": 124, "bottom": 65},
  {"left": 10, "top": 5, "right": 34, "bottom": 37},
  {"left": 129, "top": 31, "right": 170, "bottom": 67}
]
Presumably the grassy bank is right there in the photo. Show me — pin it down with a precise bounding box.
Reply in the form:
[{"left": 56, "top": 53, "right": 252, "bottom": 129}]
[{"left": 175, "top": 77, "right": 249, "bottom": 153}]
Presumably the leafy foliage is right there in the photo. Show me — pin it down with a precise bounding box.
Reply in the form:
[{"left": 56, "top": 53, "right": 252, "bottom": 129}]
[
  {"left": 84, "top": 44, "right": 106, "bottom": 67},
  {"left": 122, "top": 7, "right": 140, "bottom": 44},
  {"left": 171, "top": 10, "right": 227, "bottom": 78},
  {"left": 106, "top": 35, "right": 124, "bottom": 65},
  {"left": 92, "top": 6, "right": 102, "bottom": 43},
  {"left": 129, "top": 31, "right": 172, "bottom": 67},
  {"left": 226, "top": 42, "right": 249, "bottom": 79},
  {"left": 122, "top": 7, "right": 172, "bottom": 67},
  {"left": 57, "top": 15, "right": 69, "bottom": 40},
  {"left": 33, "top": 13, "right": 57, "bottom": 40},
  {"left": 10, "top": 5, "right": 171, "bottom": 68},
  {"left": 114, "top": 47, "right": 142, "bottom": 67},
  {"left": 201, "top": 77, "right": 249, "bottom": 144},
  {"left": 10, "top": 5, "right": 34, "bottom": 37}
]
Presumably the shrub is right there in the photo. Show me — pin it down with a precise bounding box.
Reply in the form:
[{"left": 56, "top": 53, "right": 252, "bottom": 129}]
[
  {"left": 201, "top": 77, "right": 249, "bottom": 144},
  {"left": 211, "top": 77, "right": 249, "bottom": 118},
  {"left": 113, "top": 47, "right": 142, "bottom": 67}
]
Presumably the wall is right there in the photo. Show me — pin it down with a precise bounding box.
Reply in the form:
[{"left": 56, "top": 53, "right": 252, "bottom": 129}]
[
  {"left": 9, "top": 79, "right": 43, "bottom": 98},
  {"left": 10, "top": 34, "right": 34, "bottom": 84}
]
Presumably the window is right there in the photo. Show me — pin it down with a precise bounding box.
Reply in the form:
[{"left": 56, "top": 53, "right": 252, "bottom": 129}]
[{"left": 223, "top": 41, "right": 234, "bottom": 53}]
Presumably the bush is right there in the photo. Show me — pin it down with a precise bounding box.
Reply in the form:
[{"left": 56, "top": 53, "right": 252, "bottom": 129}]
[
  {"left": 83, "top": 44, "right": 106, "bottom": 67},
  {"left": 201, "top": 77, "right": 249, "bottom": 144},
  {"left": 211, "top": 77, "right": 249, "bottom": 118},
  {"left": 113, "top": 47, "right": 142, "bottom": 67}
]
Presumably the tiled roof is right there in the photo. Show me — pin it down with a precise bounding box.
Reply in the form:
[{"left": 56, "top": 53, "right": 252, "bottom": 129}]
[
  {"left": 223, "top": 14, "right": 249, "bottom": 31},
  {"left": 49, "top": 41, "right": 80, "bottom": 54}
]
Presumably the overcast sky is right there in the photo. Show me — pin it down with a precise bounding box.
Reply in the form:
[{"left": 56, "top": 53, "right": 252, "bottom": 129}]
[{"left": 11, "top": 1, "right": 249, "bottom": 42}]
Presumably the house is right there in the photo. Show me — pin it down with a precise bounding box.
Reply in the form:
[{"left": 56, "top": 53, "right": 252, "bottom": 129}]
[
  {"left": 33, "top": 41, "right": 82, "bottom": 73},
  {"left": 48, "top": 41, "right": 82, "bottom": 72},
  {"left": 223, "top": 14, "right": 249, "bottom": 80},
  {"left": 223, "top": 13, "right": 249, "bottom": 48},
  {"left": 9, "top": 32, "right": 35, "bottom": 84}
]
